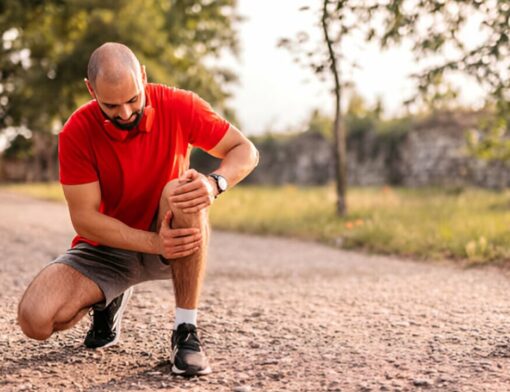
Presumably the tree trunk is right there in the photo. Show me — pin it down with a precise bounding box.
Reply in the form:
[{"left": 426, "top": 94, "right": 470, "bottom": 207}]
[{"left": 322, "top": 0, "right": 347, "bottom": 215}]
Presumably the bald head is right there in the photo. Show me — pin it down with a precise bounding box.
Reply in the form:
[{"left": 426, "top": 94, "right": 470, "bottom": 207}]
[{"left": 87, "top": 42, "right": 141, "bottom": 89}]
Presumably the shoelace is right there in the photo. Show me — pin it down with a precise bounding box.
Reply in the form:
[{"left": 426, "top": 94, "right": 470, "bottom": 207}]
[{"left": 176, "top": 329, "right": 201, "bottom": 351}]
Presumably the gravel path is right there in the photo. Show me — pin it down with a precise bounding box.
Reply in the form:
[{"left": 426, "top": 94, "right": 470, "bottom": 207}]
[{"left": 1, "top": 191, "right": 510, "bottom": 391}]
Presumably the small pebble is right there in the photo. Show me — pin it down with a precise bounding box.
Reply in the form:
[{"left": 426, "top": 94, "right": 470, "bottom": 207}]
[
  {"left": 233, "top": 386, "right": 252, "bottom": 392},
  {"left": 413, "top": 378, "right": 432, "bottom": 387}
]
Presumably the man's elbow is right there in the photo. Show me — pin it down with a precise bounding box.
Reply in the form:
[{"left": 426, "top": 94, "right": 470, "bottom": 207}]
[
  {"left": 69, "top": 212, "right": 94, "bottom": 239},
  {"left": 71, "top": 220, "right": 87, "bottom": 238}
]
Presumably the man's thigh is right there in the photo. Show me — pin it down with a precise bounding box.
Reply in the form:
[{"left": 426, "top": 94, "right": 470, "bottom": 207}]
[{"left": 19, "top": 263, "right": 104, "bottom": 324}]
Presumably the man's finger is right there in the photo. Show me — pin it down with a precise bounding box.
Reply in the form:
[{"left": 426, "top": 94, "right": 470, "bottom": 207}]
[
  {"left": 161, "top": 210, "right": 172, "bottom": 229},
  {"left": 165, "top": 234, "right": 202, "bottom": 246},
  {"left": 171, "top": 247, "right": 200, "bottom": 259},
  {"left": 178, "top": 169, "right": 198, "bottom": 184},
  {"left": 168, "top": 227, "right": 201, "bottom": 237},
  {"left": 174, "top": 196, "right": 210, "bottom": 209},
  {"left": 170, "top": 189, "right": 205, "bottom": 203},
  {"left": 171, "top": 240, "right": 202, "bottom": 253},
  {"left": 171, "top": 180, "right": 202, "bottom": 196},
  {"left": 184, "top": 201, "right": 211, "bottom": 213},
  {"left": 178, "top": 169, "right": 194, "bottom": 182},
  {"left": 183, "top": 203, "right": 209, "bottom": 213},
  {"left": 165, "top": 233, "right": 200, "bottom": 243}
]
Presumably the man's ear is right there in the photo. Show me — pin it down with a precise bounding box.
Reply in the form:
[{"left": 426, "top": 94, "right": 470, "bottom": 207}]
[
  {"left": 140, "top": 65, "right": 147, "bottom": 85},
  {"left": 84, "top": 78, "right": 96, "bottom": 99}
]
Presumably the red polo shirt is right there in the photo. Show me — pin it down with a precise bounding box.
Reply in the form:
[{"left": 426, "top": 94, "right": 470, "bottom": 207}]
[{"left": 59, "top": 83, "right": 230, "bottom": 247}]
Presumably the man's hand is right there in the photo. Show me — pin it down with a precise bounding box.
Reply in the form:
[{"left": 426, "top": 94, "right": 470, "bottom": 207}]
[
  {"left": 158, "top": 210, "right": 202, "bottom": 259},
  {"left": 168, "top": 169, "right": 216, "bottom": 213}
]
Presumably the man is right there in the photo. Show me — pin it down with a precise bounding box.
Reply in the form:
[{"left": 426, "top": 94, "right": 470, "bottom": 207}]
[{"left": 17, "top": 42, "right": 259, "bottom": 377}]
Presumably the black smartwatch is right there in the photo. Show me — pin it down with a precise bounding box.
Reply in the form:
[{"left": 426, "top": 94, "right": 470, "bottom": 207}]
[{"left": 208, "top": 173, "right": 228, "bottom": 197}]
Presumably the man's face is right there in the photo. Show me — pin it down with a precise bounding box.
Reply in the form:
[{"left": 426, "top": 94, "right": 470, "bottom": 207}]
[{"left": 88, "top": 70, "right": 146, "bottom": 130}]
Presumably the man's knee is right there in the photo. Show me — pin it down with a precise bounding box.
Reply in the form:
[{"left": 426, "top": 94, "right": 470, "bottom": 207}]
[
  {"left": 17, "top": 264, "right": 71, "bottom": 340},
  {"left": 161, "top": 178, "right": 180, "bottom": 198},
  {"left": 160, "top": 179, "right": 209, "bottom": 227},
  {"left": 17, "top": 298, "right": 53, "bottom": 340},
  {"left": 17, "top": 263, "right": 101, "bottom": 340}
]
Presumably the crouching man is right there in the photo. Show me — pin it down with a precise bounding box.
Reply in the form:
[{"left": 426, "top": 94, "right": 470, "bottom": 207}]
[{"left": 17, "top": 42, "right": 258, "bottom": 377}]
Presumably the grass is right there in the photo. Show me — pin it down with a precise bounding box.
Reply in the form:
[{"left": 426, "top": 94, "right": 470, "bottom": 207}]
[
  {"left": 211, "top": 185, "right": 510, "bottom": 265},
  {"left": 3, "top": 182, "right": 510, "bottom": 264},
  {"left": 2, "top": 182, "right": 66, "bottom": 202}
]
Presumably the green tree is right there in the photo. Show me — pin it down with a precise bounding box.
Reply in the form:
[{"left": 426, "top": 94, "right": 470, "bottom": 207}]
[
  {"left": 3, "top": 133, "right": 33, "bottom": 160},
  {"left": 0, "top": 0, "right": 240, "bottom": 180},
  {"left": 346, "top": 91, "right": 368, "bottom": 118},
  {"left": 280, "top": 3, "right": 336, "bottom": 213},
  {"left": 281, "top": 0, "right": 510, "bottom": 211},
  {"left": 374, "top": 0, "right": 510, "bottom": 160},
  {"left": 307, "top": 109, "right": 332, "bottom": 140},
  {"left": 279, "top": 1, "right": 380, "bottom": 215},
  {"left": 306, "top": 94, "right": 381, "bottom": 143}
]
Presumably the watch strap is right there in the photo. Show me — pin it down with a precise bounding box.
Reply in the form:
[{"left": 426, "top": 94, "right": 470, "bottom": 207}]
[{"left": 208, "top": 173, "right": 227, "bottom": 197}]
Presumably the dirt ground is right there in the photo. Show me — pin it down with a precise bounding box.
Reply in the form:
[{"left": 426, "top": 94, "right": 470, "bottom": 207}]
[{"left": 1, "top": 191, "right": 510, "bottom": 392}]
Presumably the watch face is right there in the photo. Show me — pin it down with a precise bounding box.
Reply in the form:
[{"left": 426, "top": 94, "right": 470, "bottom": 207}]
[{"left": 217, "top": 176, "right": 228, "bottom": 191}]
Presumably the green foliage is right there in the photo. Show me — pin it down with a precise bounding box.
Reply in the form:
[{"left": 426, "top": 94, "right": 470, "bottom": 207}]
[
  {"left": 0, "top": 0, "right": 240, "bottom": 135},
  {"left": 414, "top": 75, "right": 462, "bottom": 114},
  {"left": 377, "top": 0, "right": 510, "bottom": 95},
  {"left": 305, "top": 93, "right": 411, "bottom": 143},
  {"left": 306, "top": 109, "right": 333, "bottom": 140},
  {"left": 466, "top": 117, "right": 510, "bottom": 161},
  {"left": 346, "top": 92, "right": 369, "bottom": 117},
  {"left": 345, "top": 105, "right": 411, "bottom": 171},
  {"left": 3, "top": 133, "right": 32, "bottom": 159},
  {"left": 343, "top": 92, "right": 377, "bottom": 138},
  {"left": 248, "top": 129, "right": 302, "bottom": 147},
  {"left": 346, "top": 115, "right": 374, "bottom": 136},
  {"left": 375, "top": 0, "right": 510, "bottom": 159},
  {"left": 376, "top": 117, "right": 412, "bottom": 136}
]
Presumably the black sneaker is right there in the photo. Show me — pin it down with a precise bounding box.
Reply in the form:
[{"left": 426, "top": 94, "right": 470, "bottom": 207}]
[
  {"left": 171, "top": 323, "right": 212, "bottom": 376},
  {"left": 84, "top": 287, "right": 133, "bottom": 349}
]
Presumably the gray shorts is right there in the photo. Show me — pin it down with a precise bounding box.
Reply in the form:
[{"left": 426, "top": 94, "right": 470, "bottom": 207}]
[{"left": 50, "top": 242, "right": 172, "bottom": 309}]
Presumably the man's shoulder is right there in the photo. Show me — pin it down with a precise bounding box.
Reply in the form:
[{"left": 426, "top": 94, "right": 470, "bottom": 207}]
[
  {"left": 147, "top": 83, "right": 195, "bottom": 107},
  {"left": 61, "top": 100, "right": 99, "bottom": 136}
]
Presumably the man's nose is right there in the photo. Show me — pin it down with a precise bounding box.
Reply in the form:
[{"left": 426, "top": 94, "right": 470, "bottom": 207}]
[{"left": 118, "top": 105, "right": 132, "bottom": 120}]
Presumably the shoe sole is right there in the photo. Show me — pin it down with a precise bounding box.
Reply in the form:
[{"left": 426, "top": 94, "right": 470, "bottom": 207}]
[
  {"left": 99, "top": 286, "right": 133, "bottom": 349},
  {"left": 170, "top": 347, "right": 212, "bottom": 376},
  {"left": 171, "top": 364, "right": 212, "bottom": 376}
]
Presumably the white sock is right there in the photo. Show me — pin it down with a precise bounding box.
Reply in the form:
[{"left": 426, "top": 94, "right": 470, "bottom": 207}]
[{"left": 174, "top": 307, "right": 198, "bottom": 330}]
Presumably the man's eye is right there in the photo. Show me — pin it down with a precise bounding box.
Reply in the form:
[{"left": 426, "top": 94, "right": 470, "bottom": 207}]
[
  {"left": 129, "top": 97, "right": 138, "bottom": 103},
  {"left": 105, "top": 104, "right": 116, "bottom": 109}
]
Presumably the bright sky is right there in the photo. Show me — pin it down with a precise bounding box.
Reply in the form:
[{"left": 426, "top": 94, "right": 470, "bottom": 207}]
[{"left": 227, "top": 0, "right": 486, "bottom": 135}]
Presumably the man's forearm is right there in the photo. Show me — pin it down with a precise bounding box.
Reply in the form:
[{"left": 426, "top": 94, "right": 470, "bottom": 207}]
[
  {"left": 71, "top": 210, "right": 160, "bottom": 254},
  {"left": 212, "top": 142, "right": 259, "bottom": 188}
]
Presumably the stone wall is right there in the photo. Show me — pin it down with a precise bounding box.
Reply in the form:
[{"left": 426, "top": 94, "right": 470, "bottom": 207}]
[
  {"left": 235, "top": 111, "right": 510, "bottom": 189},
  {"left": 244, "top": 132, "right": 334, "bottom": 185},
  {"left": 397, "top": 112, "right": 510, "bottom": 189}
]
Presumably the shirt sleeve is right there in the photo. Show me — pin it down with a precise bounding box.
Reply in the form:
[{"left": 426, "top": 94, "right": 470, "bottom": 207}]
[
  {"left": 185, "top": 92, "right": 231, "bottom": 151},
  {"left": 58, "top": 119, "right": 98, "bottom": 185}
]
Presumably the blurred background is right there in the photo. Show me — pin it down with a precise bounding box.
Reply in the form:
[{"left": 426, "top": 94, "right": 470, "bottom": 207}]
[{"left": 1, "top": 0, "right": 510, "bottom": 264}]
